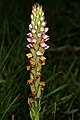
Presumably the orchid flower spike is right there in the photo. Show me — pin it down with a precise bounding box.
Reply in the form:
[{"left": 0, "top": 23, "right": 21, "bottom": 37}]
[{"left": 26, "top": 3, "right": 49, "bottom": 120}]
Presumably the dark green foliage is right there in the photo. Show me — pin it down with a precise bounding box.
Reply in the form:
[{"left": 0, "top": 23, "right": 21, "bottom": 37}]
[{"left": 0, "top": 0, "right": 80, "bottom": 120}]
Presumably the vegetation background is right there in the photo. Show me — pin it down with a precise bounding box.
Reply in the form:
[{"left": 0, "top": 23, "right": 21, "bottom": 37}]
[{"left": 0, "top": 0, "right": 80, "bottom": 120}]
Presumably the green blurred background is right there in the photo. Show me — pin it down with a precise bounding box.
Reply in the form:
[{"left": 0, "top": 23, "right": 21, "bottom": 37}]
[{"left": 0, "top": 0, "right": 80, "bottom": 120}]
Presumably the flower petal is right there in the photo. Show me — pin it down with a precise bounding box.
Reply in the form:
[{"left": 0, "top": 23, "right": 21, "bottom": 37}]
[
  {"left": 27, "top": 79, "right": 33, "bottom": 84},
  {"left": 38, "top": 21, "right": 40, "bottom": 25},
  {"left": 30, "top": 58, "right": 36, "bottom": 65},
  {"left": 29, "top": 24, "right": 32, "bottom": 29},
  {"left": 26, "top": 44, "right": 33, "bottom": 48},
  {"left": 27, "top": 38, "right": 32, "bottom": 42},
  {"left": 40, "top": 56, "right": 46, "bottom": 61},
  {"left": 27, "top": 33, "right": 32, "bottom": 37},
  {"left": 32, "top": 91, "right": 37, "bottom": 96},
  {"left": 40, "top": 42, "right": 47, "bottom": 48},
  {"left": 31, "top": 21, "right": 34, "bottom": 25},
  {"left": 42, "top": 34, "right": 49, "bottom": 39},
  {"left": 32, "top": 29, "right": 36, "bottom": 33},
  {"left": 32, "top": 38, "right": 37, "bottom": 43},
  {"left": 31, "top": 14, "right": 34, "bottom": 19},
  {"left": 45, "top": 38, "right": 49, "bottom": 41},
  {"left": 26, "top": 53, "right": 32, "bottom": 58},
  {"left": 36, "top": 71, "right": 41, "bottom": 78},
  {"left": 26, "top": 44, "right": 30, "bottom": 48},
  {"left": 39, "top": 81, "right": 45, "bottom": 86},
  {"left": 44, "top": 45, "right": 50, "bottom": 49},
  {"left": 26, "top": 66, "right": 30, "bottom": 70},
  {"left": 35, "top": 25, "right": 37, "bottom": 29},
  {"left": 38, "top": 33, "right": 42, "bottom": 37},
  {"left": 36, "top": 50, "right": 43, "bottom": 56},
  {"left": 42, "top": 21, "right": 46, "bottom": 26},
  {"left": 44, "top": 27, "right": 49, "bottom": 32},
  {"left": 41, "top": 16, "right": 44, "bottom": 21}
]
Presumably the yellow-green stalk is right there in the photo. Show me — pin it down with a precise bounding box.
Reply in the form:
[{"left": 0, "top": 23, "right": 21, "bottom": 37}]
[{"left": 26, "top": 3, "right": 49, "bottom": 120}]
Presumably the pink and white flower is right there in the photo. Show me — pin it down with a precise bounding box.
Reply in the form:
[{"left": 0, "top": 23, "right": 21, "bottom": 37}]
[
  {"left": 36, "top": 50, "right": 43, "bottom": 56},
  {"left": 44, "top": 27, "right": 49, "bottom": 32},
  {"left": 27, "top": 38, "right": 32, "bottom": 42},
  {"left": 42, "top": 34, "right": 49, "bottom": 39},
  {"left": 27, "top": 33, "right": 32, "bottom": 37},
  {"left": 26, "top": 44, "right": 33, "bottom": 48},
  {"left": 32, "top": 29, "right": 36, "bottom": 33},
  {"left": 44, "top": 45, "right": 50, "bottom": 49},
  {"left": 40, "top": 42, "right": 49, "bottom": 49},
  {"left": 38, "top": 33, "right": 42, "bottom": 37},
  {"left": 32, "top": 38, "right": 37, "bottom": 43},
  {"left": 40, "top": 42, "right": 47, "bottom": 48}
]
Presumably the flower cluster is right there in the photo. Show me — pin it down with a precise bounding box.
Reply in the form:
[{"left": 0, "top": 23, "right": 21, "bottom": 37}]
[{"left": 26, "top": 3, "right": 49, "bottom": 107}]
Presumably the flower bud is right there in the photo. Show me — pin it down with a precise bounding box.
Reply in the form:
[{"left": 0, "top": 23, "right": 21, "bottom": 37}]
[{"left": 44, "top": 27, "right": 49, "bottom": 32}]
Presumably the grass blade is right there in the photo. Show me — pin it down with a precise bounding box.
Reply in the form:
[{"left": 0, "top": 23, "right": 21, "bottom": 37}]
[{"left": 44, "top": 84, "right": 67, "bottom": 99}]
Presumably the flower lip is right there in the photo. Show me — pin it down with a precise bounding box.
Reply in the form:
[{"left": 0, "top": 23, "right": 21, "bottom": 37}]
[
  {"left": 44, "top": 45, "right": 50, "bottom": 49},
  {"left": 26, "top": 44, "right": 30, "bottom": 49},
  {"left": 36, "top": 50, "right": 43, "bottom": 56},
  {"left": 40, "top": 42, "right": 47, "bottom": 48},
  {"left": 32, "top": 38, "right": 37, "bottom": 43},
  {"left": 40, "top": 56, "right": 46, "bottom": 61},
  {"left": 40, "top": 42, "right": 49, "bottom": 49},
  {"left": 26, "top": 44, "right": 33, "bottom": 48},
  {"left": 27, "top": 33, "right": 32, "bottom": 37},
  {"left": 27, "top": 38, "right": 32, "bottom": 42},
  {"left": 26, "top": 53, "right": 32, "bottom": 59},
  {"left": 42, "top": 34, "right": 49, "bottom": 39}
]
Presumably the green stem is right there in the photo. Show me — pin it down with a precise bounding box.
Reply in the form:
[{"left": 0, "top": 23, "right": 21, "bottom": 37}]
[{"left": 30, "top": 99, "right": 41, "bottom": 120}]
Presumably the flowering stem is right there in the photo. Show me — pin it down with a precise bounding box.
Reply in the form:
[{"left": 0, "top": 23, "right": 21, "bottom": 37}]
[{"left": 26, "top": 3, "right": 49, "bottom": 120}]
